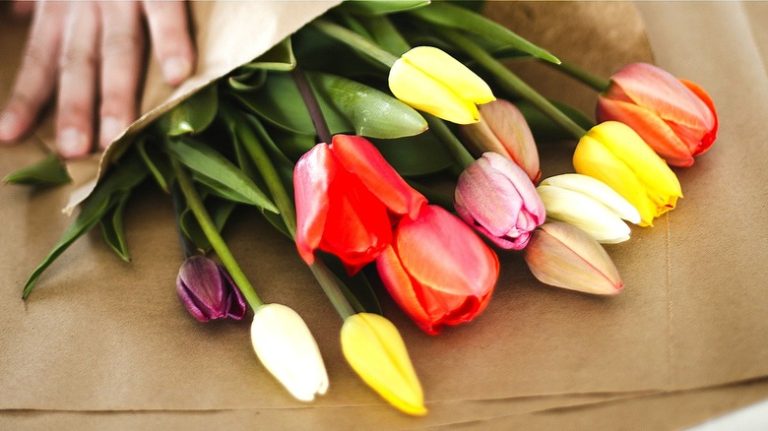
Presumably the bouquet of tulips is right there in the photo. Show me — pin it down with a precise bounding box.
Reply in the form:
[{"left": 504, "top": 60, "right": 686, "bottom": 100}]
[{"left": 7, "top": 1, "right": 718, "bottom": 416}]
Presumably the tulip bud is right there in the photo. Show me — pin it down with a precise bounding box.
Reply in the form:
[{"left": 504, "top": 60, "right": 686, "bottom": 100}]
[
  {"left": 176, "top": 256, "right": 246, "bottom": 322},
  {"left": 455, "top": 152, "right": 545, "bottom": 250},
  {"left": 341, "top": 313, "right": 426, "bottom": 416},
  {"left": 376, "top": 205, "right": 499, "bottom": 335},
  {"left": 460, "top": 99, "right": 541, "bottom": 182},
  {"left": 524, "top": 222, "right": 623, "bottom": 295},
  {"left": 598, "top": 63, "right": 718, "bottom": 167},
  {"left": 537, "top": 174, "right": 641, "bottom": 243},
  {"left": 389, "top": 46, "right": 495, "bottom": 124},
  {"left": 250, "top": 304, "right": 329, "bottom": 402},
  {"left": 573, "top": 121, "right": 682, "bottom": 226}
]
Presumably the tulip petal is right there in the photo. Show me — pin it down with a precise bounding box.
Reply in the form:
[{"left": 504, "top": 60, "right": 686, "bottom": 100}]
[
  {"left": 331, "top": 135, "right": 426, "bottom": 219},
  {"left": 524, "top": 222, "right": 623, "bottom": 295},
  {"left": 540, "top": 174, "right": 641, "bottom": 225},
  {"left": 537, "top": 185, "right": 631, "bottom": 243},
  {"left": 320, "top": 170, "right": 393, "bottom": 271},
  {"left": 401, "top": 46, "right": 495, "bottom": 105},
  {"left": 483, "top": 152, "right": 546, "bottom": 225},
  {"left": 597, "top": 97, "right": 694, "bottom": 167},
  {"left": 341, "top": 313, "right": 426, "bottom": 416},
  {"left": 177, "top": 256, "right": 228, "bottom": 321},
  {"left": 251, "top": 304, "right": 329, "bottom": 402},
  {"left": 479, "top": 100, "right": 540, "bottom": 182},
  {"left": 586, "top": 122, "right": 682, "bottom": 212},
  {"left": 679, "top": 79, "right": 718, "bottom": 156},
  {"left": 610, "top": 63, "right": 714, "bottom": 133},
  {"left": 389, "top": 58, "right": 481, "bottom": 124},
  {"left": 573, "top": 135, "right": 657, "bottom": 226},
  {"left": 294, "top": 144, "right": 336, "bottom": 264},
  {"left": 395, "top": 205, "right": 499, "bottom": 297}
]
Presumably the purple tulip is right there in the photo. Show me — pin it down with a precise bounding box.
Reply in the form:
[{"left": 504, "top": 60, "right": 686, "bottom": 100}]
[
  {"left": 176, "top": 256, "right": 246, "bottom": 322},
  {"left": 455, "top": 152, "right": 546, "bottom": 250}
]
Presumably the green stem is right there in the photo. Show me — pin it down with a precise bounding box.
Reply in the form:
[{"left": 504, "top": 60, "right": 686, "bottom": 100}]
[
  {"left": 309, "top": 262, "right": 356, "bottom": 319},
  {"left": 239, "top": 127, "right": 297, "bottom": 238},
  {"left": 170, "top": 183, "right": 198, "bottom": 258},
  {"left": 171, "top": 158, "right": 264, "bottom": 310},
  {"left": 426, "top": 115, "right": 475, "bottom": 169},
  {"left": 543, "top": 59, "right": 610, "bottom": 92},
  {"left": 439, "top": 29, "right": 587, "bottom": 140},
  {"left": 312, "top": 18, "right": 398, "bottom": 68}
]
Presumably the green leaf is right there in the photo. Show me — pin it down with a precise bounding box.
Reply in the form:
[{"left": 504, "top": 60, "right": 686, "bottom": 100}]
[
  {"left": 232, "top": 73, "right": 348, "bottom": 136},
  {"left": 228, "top": 69, "right": 267, "bottom": 92},
  {"left": 137, "top": 137, "right": 173, "bottom": 193},
  {"left": 308, "top": 72, "right": 428, "bottom": 139},
  {"left": 408, "top": 2, "right": 560, "bottom": 64},
  {"left": 100, "top": 192, "right": 132, "bottom": 262},
  {"left": 360, "top": 15, "right": 411, "bottom": 56},
  {"left": 339, "top": 0, "right": 431, "bottom": 16},
  {"left": 271, "top": 128, "right": 316, "bottom": 161},
  {"left": 371, "top": 132, "right": 453, "bottom": 177},
  {"left": 517, "top": 100, "right": 594, "bottom": 141},
  {"left": 241, "top": 38, "right": 296, "bottom": 71},
  {"left": 292, "top": 26, "right": 384, "bottom": 77},
  {"left": 156, "top": 85, "right": 218, "bottom": 136},
  {"left": 22, "top": 156, "right": 148, "bottom": 299},
  {"left": 166, "top": 137, "right": 278, "bottom": 213},
  {"left": 3, "top": 153, "right": 71, "bottom": 186}
]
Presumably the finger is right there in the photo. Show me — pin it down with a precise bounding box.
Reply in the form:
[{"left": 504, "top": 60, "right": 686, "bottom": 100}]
[
  {"left": 56, "top": 2, "right": 100, "bottom": 158},
  {"left": 142, "top": 1, "right": 195, "bottom": 85},
  {"left": 12, "top": 1, "right": 35, "bottom": 18},
  {"left": 0, "top": 1, "right": 66, "bottom": 143},
  {"left": 98, "top": 1, "right": 143, "bottom": 150}
]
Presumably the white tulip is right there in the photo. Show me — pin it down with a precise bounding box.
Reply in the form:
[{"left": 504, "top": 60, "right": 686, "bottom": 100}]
[
  {"left": 537, "top": 174, "right": 640, "bottom": 244},
  {"left": 540, "top": 174, "right": 641, "bottom": 224},
  {"left": 250, "top": 303, "right": 329, "bottom": 402}
]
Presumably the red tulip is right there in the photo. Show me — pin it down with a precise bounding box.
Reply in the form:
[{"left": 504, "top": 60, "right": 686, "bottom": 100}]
[
  {"left": 597, "top": 63, "right": 718, "bottom": 167},
  {"left": 294, "top": 135, "right": 426, "bottom": 271},
  {"left": 376, "top": 205, "right": 499, "bottom": 335}
]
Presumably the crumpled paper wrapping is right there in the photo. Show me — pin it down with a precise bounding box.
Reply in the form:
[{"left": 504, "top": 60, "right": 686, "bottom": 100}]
[{"left": 2, "top": 1, "right": 768, "bottom": 429}]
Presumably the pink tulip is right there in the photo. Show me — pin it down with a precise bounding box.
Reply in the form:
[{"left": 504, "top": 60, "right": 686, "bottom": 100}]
[{"left": 455, "top": 152, "right": 545, "bottom": 250}]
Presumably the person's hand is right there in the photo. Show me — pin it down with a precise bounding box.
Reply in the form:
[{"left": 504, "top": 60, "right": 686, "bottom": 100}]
[{"left": 0, "top": 1, "right": 195, "bottom": 158}]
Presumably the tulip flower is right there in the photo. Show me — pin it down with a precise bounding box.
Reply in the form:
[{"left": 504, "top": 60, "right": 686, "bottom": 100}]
[
  {"left": 537, "top": 174, "right": 641, "bottom": 244},
  {"left": 341, "top": 312, "right": 426, "bottom": 416},
  {"left": 294, "top": 134, "right": 426, "bottom": 271},
  {"left": 455, "top": 152, "right": 545, "bottom": 250},
  {"left": 376, "top": 205, "right": 499, "bottom": 335},
  {"left": 573, "top": 121, "right": 682, "bottom": 227},
  {"left": 597, "top": 62, "right": 718, "bottom": 167},
  {"left": 524, "top": 222, "right": 623, "bottom": 295},
  {"left": 250, "top": 303, "right": 329, "bottom": 402},
  {"left": 460, "top": 99, "right": 541, "bottom": 182},
  {"left": 389, "top": 46, "right": 495, "bottom": 124},
  {"left": 176, "top": 255, "right": 246, "bottom": 322}
]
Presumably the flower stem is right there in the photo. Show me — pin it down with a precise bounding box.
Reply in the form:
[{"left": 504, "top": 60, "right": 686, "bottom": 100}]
[
  {"left": 311, "top": 18, "right": 398, "bottom": 68},
  {"left": 170, "top": 157, "right": 264, "bottom": 310},
  {"left": 425, "top": 115, "right": 475, "bottom": 169},
  {"left": 309, "top": 262, "right": 357, "bottom": 319},
  {"left": 170, "top": 182, "right": 198, "bottom": 258},
  {"left": 543, "top": 60, "right": 610, "bottom": 92},
  {"left": 439, "top": 28, "right": 587, "bottom": 140},
  {"left": 291, "top": 68, "right": 332, "bottom": 145}
]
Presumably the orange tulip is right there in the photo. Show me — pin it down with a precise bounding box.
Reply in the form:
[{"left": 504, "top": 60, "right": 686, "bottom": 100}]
[{"left": 597, "top": 63, "right": 718, "bottom": 167}]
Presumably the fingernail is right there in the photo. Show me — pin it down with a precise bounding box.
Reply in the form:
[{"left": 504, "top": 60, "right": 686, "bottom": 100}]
[
  {"left": 58, "top": 128, "right": 88, "bottom": 158},
  {"left": 99, "top": 117, "right": 124, "bottom": 149},
  {"left": 163, "top": 56, "right": 192, "bottom": 85},
  {"left": 0, "top": 111, "right": 19, "bottom": 141}
]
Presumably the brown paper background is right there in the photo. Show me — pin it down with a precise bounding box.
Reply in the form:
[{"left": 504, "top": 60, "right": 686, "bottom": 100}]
[{"left": 2, "top": 1, "right": 768, "bottom": 429}]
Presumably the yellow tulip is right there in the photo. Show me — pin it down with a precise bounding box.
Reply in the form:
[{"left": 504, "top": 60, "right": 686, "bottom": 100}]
[
  {"left": 388, "top": 46, "right": 495, "bottom": 124},
  {"left": 573, "top": 121, "right": 682, "bottom": 226},
  {"left": 340, "top": 313, "right": 427, "bottom": 416}
]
